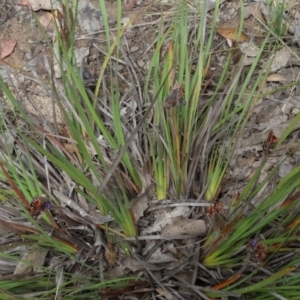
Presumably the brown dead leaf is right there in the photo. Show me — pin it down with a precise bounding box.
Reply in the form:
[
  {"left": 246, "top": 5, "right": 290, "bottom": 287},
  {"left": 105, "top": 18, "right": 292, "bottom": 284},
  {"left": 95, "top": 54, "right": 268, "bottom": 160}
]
[
  {"left": 104, "top": 241, "right": 116, "bottom": 266},
  {"left": 266, "top": 73, "right": 288, "bottom": 82},
  {"left": 1, "top": 40, "right": 17, "bottom": 59},
  {"left": 216, "top": 27, "right": 249, "bottom": 42}
]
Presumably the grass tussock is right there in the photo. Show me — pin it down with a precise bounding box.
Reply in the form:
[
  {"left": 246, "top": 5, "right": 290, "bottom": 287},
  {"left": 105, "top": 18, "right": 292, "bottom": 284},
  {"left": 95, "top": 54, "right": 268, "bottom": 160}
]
[{"left": 1, "top": 0, "right": 300, "bottom": 298}]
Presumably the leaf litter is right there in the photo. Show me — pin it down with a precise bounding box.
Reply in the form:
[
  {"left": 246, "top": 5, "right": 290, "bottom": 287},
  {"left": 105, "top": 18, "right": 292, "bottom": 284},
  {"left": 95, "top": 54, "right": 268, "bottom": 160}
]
[{"left": 0, "top": 39, "right": 17, "bottom": 59}]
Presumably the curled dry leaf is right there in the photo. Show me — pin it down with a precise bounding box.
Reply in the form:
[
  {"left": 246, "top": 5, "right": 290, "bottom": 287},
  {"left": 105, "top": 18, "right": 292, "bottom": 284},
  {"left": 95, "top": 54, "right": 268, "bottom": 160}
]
[
  {"left": 216, "top": 27, "right": 249, "bottom": 42},
  {"left": 1, "top": 40, "right": 17, "bottom": 59}
]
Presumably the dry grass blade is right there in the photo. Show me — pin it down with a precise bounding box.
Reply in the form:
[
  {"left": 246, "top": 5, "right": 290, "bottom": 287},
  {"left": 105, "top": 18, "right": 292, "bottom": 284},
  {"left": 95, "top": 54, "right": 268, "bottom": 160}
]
[{"left": 0, "top": 161, "right": 29, "bottom": 208}]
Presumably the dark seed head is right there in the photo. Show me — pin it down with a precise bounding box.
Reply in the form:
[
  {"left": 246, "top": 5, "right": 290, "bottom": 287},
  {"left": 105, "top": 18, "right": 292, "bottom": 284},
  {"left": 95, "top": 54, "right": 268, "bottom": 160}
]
[{"left": 44, "top": 201, "right": 51, "bottom": 209}]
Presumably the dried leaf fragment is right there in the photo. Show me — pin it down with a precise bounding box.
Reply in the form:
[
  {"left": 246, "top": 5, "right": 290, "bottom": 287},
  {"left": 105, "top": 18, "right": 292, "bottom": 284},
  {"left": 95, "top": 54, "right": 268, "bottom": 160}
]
[
  {"left": 164, "top": 83, "right": 186, "bottom": 108},
  {"left": 1, "top": 40, "right": 17, "bottom": 59},
  {"left": 239, "top": 41, "right": 260, "bottom": 57},
  {"left": 104, "top": 241, "right": 116, "bottom": 266},
  {"left": 263, "top": 130, "right": 278, "bottom": 154},
  {"left": 18, "top": 0, "right": 29, "bottom": 6},
  {"left": 266, "top": 74, "right": 288, "bottom": 82},
  {"left": 161, "top": 216, "right": 206, "bottom": 236},
  {"left": 211, "top": 212, "right": 226, "bottom": 233},
  {"left": 206, "top": 201, "right": 226, "bottom": 233},
  {"left": 122, "top": 257, "right": 160, "bottom": 272},
  {"left": 143, "top": 206, "right": 189, "bottom": 234},
  {"left": 14, "top": 245, "right": 48, "bottom": 275},
  {"left": 270, "top": 47, "right": 291, "bottom": 72},
  {"left": 38, "top": 12, "right": 54, "bottom": 34},
  {"left": 156, "top": 288, "right": 174, "bottom": 300},
  {"left": 123, "top": 0, "right": 137, "bottom": 11},
  {"left": 27, "top": 0, "right": 59, "bottom": 11},
  {"left": 130, "top": 191, "right": 149, "bottom": 222},
  {"left": 63, "top": 142, "right": 77, "bottom": 154},
  {"left": 216, "top": 27, "right": 249, "bottom": 42}
]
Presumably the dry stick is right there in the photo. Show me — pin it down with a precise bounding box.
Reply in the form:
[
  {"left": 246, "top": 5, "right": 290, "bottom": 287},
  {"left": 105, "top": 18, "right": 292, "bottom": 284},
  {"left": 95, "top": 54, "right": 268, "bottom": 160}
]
[{"left": 97, "top": 68, "right": 173, "bottom": 195}]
